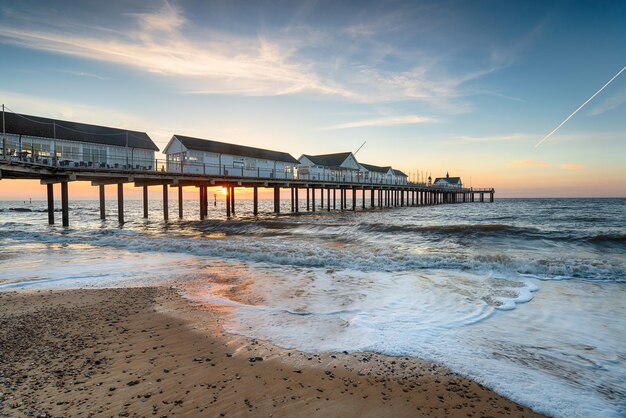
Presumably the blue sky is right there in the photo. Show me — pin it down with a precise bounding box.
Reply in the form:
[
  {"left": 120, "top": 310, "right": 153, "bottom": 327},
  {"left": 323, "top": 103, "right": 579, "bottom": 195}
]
[{"left": 0, "top": 0, "right": 624, "bottom": 196}]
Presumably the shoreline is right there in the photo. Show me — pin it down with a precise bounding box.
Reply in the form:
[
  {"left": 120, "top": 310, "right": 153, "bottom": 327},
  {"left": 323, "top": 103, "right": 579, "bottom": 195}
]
[{"left": 0, "top": 287, "right": 544, "bottom": 417}]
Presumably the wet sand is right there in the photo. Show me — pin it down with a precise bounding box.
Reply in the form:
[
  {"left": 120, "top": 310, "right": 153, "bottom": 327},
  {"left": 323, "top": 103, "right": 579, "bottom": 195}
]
[{"left": 0, "top": 287, "right": 544, "bottom": 417}]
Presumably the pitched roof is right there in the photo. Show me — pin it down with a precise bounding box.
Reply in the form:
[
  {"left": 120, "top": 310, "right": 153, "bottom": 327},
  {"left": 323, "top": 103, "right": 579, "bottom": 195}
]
[
  {"left": 173, "top": 135, "right": 299, "bottom": 164},
  {"left": 434, "top": 176, "right": 462, "bottom": 184},
  {"left": 392, "top": 169, "right": 408, "bottom": 177},
  {"left": 300, "top": 152, "right": 354, "bottom": 167},
  {"left": 360, "top": 163, "right": 392, "bottom": 174},
  {"left": 3, "top": 112, "right": 158, "bottom": 151}
]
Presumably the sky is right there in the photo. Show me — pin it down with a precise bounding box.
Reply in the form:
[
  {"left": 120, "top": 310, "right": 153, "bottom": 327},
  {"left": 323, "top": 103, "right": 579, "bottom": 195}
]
[{"left": 0, "top": 0, "right": 625, "bottom": 199}]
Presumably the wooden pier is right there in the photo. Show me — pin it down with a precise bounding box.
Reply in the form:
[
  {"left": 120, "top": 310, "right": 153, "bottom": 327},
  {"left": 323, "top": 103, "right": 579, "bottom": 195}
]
[{"left": 0, "top": 159, "right": 495, "bottom": 227}]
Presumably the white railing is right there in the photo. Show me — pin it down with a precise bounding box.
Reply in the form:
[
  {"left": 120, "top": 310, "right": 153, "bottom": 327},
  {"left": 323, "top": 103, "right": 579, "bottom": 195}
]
[{"left": 0, "top": 153, "right": 443, "bottom": 187}]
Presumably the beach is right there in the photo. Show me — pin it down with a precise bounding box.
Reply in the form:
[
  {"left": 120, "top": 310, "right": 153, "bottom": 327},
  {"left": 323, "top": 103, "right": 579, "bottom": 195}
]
[{"left": 0, "top": 287, "right": 542, "bottom": 417}]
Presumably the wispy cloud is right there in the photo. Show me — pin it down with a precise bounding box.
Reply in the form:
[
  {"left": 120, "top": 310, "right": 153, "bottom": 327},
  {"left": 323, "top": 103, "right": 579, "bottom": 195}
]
[
  {"left": 560, "top": 163, "right": 586, "bottom": 170},
  {"left": 588, "top": 89, "right": 626, "bottom": 116},
  {"left": 0, "top": 3, "right": 346, "bottom": 98},
  {"left": 320, "top": 114, "right": 436, "bottom": 130},
  {"left": 60, "top": 70, "right": 109, "bottom": 80},
  {"left": 0, "top": 1, "right": 523, "bottom": 109},
  {"left": 452, "top": 130, "right": 624, "bottom": 145},
  {"left": 511, "top": 160, "right": 550, "bottom": 167},
  {"left": 451, "top": 133, "right": 532, "bottom": 144}
]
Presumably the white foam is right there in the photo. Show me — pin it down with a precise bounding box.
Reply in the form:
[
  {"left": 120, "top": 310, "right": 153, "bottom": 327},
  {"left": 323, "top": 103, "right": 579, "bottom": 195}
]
[{"left": 182, "top": 267, "right": 625, "bottom": 418}]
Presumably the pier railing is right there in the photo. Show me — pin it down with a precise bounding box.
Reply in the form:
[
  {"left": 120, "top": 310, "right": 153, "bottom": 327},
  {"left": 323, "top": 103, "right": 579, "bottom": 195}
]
[{"left": 0, "top": 154, "right": 435, "bottom": 187}]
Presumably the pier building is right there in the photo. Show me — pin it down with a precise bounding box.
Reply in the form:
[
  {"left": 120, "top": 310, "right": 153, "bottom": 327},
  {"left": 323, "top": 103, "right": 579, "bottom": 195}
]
[
  {"left": 297, "top": 152, "right": 361, "bottom": 182},
  {"left": 1, "top": 112, "right": 158, "bottom": 170},
  {"left": 434, "top": 173, "right": 463, "bottom": 188},
  {"left": 163, "top": 135, "right": 299, "bottom": 179},
  {"left": 358, "top": 163, "right": 394, "bottom": 184}
]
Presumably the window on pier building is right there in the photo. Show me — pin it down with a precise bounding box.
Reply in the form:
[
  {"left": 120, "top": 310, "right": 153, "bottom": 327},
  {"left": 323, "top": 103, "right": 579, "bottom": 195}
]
[
  {"left": 83, "top": 145, "right": 107, "bottom": 165},
  {"left": 186, "top": 151, "right": 202, "bottom": 163},
  {"left": 21, "top": 139, "right": 52, "bottom": 159},
  {"left": 56, "top": 143, "right": 80, "bottom": 160},
  {"left": 3, "top": 134, "right": 19, "bottom": 156},
  {"left": 245, "top": 158, "right": 257, "bottom": 170}
]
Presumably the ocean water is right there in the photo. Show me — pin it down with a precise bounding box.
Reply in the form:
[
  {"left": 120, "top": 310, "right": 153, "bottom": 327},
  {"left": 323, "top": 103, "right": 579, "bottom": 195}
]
[{"left": 0, "top": 197, "right": 624, "bottom": 417}]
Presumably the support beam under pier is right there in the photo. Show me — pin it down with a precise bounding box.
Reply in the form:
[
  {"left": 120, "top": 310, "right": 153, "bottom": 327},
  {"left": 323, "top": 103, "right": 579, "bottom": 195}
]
[
  {"left": 47, "top": 183, "right": 54, "bottom": 225},
  {"left": 117, "top": 183, "right": 124, "bottom": 225},
  {"left": 163, "top": 184, "right": 169, "bottom": 221},
  {"left": 61, "top": 181, "right": 69, "bottom": 227},
  {"left": 142, "top": 185, "right": 148, "bottom": 218},
  {"left": 178, "top": 186, "right": 183, "bottom": 219},
  {"left": 273, "top": 187, "right": 280, "bottom": 213},
  {"left": 230, "top": 187, "right": 235, "bottom": 215},
  {"left": 253, "top": 187, "right": 258, "bottom": 216}
]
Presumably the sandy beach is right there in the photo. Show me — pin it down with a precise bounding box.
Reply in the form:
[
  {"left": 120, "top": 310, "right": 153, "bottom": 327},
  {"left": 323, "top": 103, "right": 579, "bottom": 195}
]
[{"left": 0, "top": 287, "right": 543, "bottom": 417}]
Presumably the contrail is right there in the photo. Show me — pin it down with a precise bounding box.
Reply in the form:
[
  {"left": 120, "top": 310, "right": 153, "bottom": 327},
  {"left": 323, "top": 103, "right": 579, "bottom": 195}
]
[{"left": 535, "top": 65, "right": 626, "bottom": 147}]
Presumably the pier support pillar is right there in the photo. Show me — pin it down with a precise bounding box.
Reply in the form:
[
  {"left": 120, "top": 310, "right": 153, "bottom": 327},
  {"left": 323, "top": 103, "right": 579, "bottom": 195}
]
[
  {"left": 306, "top": 188, "right": 310, "bottom": 211},
  {"left": 98, "top": 185, "right": 106, "bottom": 220},
  {"left": 290, "top": 187, "right": 295, "bottom": 212},
  {"left": 273, "top": 187, "right": 280, "bottom": 213},
  {"left": 490, "top": 192, "right": 494, "bottom": 203},
  {"left": 47, "top": 183, "right": 55, "bottom": 225},
  {"left": 141, "top": 185, "right": 149, "bottom": 218},
  {"left": 362, "top": 189, "right": 366, "bottom": 209},
  {"left": 295, "top": 187, "right": 299, "bottom": 213},
  {"left": 333, "top": 189, "right": 336, "bottom": 210},
  {"left": 178, "top": 187, "right": 183, "bottom": 219},
  {"left": 352, "top": 188, "right": 356, "bottom": 211},
  {"left": 253, "top": 187, "right": 258, "bottom": 215},
  {"left": 61, "top": 181, "right": 69, "bottom": 227},
  {"left": 320, "top": 187, "right": 323, "bottom": 209},
  {"left": 117, "top": 182, "right": 124, "bottom": 225},
  {"left": 370, "top": 189, "right": 375, "bottom": 207},
  {"left": 226, "top": 188, "right": 231, "bottom": 217},
  {"left": 230, "top": 187, "right": 235, "bottom": 215},
  {"left": 311, "top": 187, "right": 316, "bottom": 212},
  {"left": 199, "top": 187, "right": 205, "bottom": 220},
  {"left": 163, "top": 184, "right": 169, "bottom": 221}
]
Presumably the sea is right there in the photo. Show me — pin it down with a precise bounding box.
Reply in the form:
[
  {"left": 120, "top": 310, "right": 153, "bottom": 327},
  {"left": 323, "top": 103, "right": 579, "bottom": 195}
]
[{"left": 0, "top": 197, "right": 624, "bottom": 418}]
